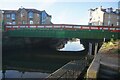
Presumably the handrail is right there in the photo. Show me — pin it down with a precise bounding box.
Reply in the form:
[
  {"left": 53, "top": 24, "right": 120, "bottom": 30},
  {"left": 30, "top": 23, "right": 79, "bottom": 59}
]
[{"left": 4, "top": 24, "right": 120, "bottom": 32}]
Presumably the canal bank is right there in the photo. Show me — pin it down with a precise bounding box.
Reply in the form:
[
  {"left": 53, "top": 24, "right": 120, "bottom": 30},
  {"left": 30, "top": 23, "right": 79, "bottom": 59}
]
[{"left": 87, "top": 40, "right": 120, "bottom": 79}]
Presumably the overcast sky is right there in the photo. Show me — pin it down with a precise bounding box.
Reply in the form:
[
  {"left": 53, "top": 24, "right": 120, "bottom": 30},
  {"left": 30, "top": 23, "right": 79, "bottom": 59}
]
[{"left": 0, "top": 0, "right": 119, "bottom": 25}]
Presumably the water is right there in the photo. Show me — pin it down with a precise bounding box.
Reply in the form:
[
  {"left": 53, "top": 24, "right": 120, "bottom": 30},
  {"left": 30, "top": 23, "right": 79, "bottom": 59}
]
[
  {"left": 2, "top": 38, "right": 87, "bottom": 79},
  {"left": 0, "top": 71, "right": 2, "bottom": 80},
  {"left": 2, "top": 70, "right": 49, "bottom": 78}
]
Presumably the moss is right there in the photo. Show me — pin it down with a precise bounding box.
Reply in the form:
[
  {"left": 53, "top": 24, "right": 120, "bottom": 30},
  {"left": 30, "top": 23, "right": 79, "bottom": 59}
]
[{"left": 102, "top": 40, "right": 120, "bottom": 54}]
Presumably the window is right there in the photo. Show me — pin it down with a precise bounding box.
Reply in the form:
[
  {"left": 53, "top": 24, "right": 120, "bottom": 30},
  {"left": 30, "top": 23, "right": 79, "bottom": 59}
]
[
  {"left": 116, "top": 10, "right": 119, "bottom": 14},
  {"left": 11, "top": 13, "right": 15, "bottom": 20},
  {"left": 98, "top": 16, "right": 100, "bottom": 19},
  {"left": 117, "top": 22, "right": 119, "bottom": 26},
  {"left": 108, "top": 21, "right": 110, "bottom": 26},
  {"left": 92, "top": 22, "right": 96, "bottom": 25},
  {"left": 98, "top": 21, "right": 101, "bottom": 25},
  {"left": 6, "top": 22, "right": 11, "bottom": 24},
  {"left": 117, "top": 16, "right": 119, "bottom": 19},
  {"left": 108, "top": 15, "right": 111, "bottom": 19},
  {"left": 22, "top": 21, "right": 25, "bottom": 24},
  {"left": 37, "top": 14, "right": 39, "bottom": 17},
  {"left": 29, "top": 11, "right": 33, "bottom": 18},
  {"left": 21, "top": 13, "right": 23, "bottom": 17},
  {"left": 30, "top": 20, "right": 33, "bottom": 24},
  {"left": 21, "top": 11, "right": 25, "bottom": 17},
  {"left": 12, "top": 21, "right": 16, "bottom": 25},
  {"left": 6, "top": 14, "right": 10, "bottom": 18},
  {"left": 42, "top": 11, "right": 47, "bottom": 24}
]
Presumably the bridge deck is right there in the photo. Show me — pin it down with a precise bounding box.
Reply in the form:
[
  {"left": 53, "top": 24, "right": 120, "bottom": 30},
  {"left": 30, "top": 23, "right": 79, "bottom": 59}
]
[
  {"left": 4, "top": 24, "right": 120, "bottom": 39},
  {"left": 5, "top": 28, "right": 119, "bottom": 39}
]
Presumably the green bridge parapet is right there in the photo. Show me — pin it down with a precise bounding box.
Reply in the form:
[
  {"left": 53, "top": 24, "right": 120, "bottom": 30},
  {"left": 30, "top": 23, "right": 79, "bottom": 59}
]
[{"left": 5, "top": 28, "right": 119, "bottom": 39}]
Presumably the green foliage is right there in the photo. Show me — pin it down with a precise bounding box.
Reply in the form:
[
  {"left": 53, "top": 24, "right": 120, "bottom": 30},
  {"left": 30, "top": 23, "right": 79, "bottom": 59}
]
[{"left": 102, "top": 39, "right": 120, "bottom": 54}]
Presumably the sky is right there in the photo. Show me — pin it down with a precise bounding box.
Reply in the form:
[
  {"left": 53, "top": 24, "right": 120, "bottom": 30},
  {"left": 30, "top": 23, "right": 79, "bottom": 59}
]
[{"left": 0, "top": 0, "right": 119, "bottom": 25}]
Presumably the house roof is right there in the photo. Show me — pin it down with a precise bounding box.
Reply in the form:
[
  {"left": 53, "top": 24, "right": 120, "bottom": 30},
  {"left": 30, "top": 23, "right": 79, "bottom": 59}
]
[
  {"left": 17, "top": 8, "right": 41, "bottom": 13},
  {"left": 102, "top": 9, "right": 120, "bottom": 15},
  {"left": 90, "top": 7, "right": 120, "bottom": 15},
  {"left": 25, "top": 8, "right": 41, "bottom": 13},
  {"left": 3, "top": 10, "right": 17, "bottom": 14},
  {"left": 2, "top": 8, "right": 52, "bottom": 17},
  {"left": 41, "top": 10, "right": 52, "bottom": 17}
]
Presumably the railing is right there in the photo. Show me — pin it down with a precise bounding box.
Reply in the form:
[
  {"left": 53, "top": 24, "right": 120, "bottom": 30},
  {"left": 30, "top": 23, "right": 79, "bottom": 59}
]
[{"left": 4, "top": 24, "right": 120, "bottom": 32}]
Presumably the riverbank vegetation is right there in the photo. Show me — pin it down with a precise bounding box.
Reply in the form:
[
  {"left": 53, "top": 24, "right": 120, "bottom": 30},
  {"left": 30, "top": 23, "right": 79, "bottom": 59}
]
[{"left": 102, "top": 39, "right": 120, "bottom": 54}]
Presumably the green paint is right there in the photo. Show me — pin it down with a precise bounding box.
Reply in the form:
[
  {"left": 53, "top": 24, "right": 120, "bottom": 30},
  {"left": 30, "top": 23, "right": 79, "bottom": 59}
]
[{"left": 6, "top": 28, "right": 119, "bottom": 39}]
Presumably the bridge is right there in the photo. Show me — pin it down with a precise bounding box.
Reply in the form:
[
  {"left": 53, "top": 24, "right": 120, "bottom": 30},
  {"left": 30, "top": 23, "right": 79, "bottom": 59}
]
[{"left": 4, "top": 24, "right": 120, "bottom": 39}]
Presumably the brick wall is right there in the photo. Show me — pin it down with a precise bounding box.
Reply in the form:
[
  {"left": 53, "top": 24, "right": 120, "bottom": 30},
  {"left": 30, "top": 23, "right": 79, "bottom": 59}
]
[
  {"left": 3, "top": 8, "right": 52, "bottom": 25},
  {"left": 104, "top": 13, "right": 120, "bottom": 26}
]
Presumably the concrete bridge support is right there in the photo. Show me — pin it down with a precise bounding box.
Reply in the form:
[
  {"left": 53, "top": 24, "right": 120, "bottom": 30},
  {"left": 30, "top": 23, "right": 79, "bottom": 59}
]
[
  {"left": 94, "top": 43, "right": 98, "bottom": 56},
  {"left": 88, "top": 43, "right": 92, "bottom": 55},
  {"left": 88, "top": 42, "right": 99, "bottom": 56},
  {"left": 80, "top": 39, "right": 102, "bottom": 56}
]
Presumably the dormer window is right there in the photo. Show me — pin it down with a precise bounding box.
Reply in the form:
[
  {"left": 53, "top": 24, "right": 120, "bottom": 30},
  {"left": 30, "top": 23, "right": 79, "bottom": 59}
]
[
  {"left": 116, "top": 10, "right": 119, "bottom": 14},
  {"left": 11, "top": 13, "right": 16, "bottom": 20},
  {"left": 29, "top": 11, "right": 33, "bottom": 18}
]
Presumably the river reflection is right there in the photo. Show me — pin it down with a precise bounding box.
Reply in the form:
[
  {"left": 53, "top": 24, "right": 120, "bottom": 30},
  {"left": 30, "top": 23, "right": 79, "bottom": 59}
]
[{"left": 2, "top": 38, "right": 87, "bottom": 79}]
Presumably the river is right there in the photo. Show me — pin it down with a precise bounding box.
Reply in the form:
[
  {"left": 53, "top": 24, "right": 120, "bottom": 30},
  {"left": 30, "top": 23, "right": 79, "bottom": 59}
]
[{"left": 2, "top": 38, "right": 87, "bottom": 79}]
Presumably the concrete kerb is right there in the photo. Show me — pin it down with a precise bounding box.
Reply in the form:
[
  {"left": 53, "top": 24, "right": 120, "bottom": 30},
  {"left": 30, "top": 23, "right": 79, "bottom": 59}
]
[{"left": 86, "top": 54, "right": 101, "bottom": 79}]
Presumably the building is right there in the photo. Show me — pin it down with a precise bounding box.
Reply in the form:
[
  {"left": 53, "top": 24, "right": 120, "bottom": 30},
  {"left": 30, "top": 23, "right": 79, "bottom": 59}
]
[
  {"left": 2, "top": 7, "right": 52, "bottom": 25},
  {"left": 89, "top": 6, "right": 120, "bottom": 26},
  {"left": 0, "top": 10, "right": 3, "bottom": 27}
]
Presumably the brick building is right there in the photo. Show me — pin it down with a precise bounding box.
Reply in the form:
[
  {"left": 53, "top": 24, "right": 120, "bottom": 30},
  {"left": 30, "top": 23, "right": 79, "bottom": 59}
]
[
  {"left": 2, "top": 7, "right": 52, "bottom": 25},
  {"left": 89, "top": 6, "right": 120, "bottom": 26}
]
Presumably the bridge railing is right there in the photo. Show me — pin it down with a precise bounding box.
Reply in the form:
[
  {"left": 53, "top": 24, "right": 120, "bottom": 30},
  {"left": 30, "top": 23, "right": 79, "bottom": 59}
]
[{"left": 4, "top": 24, "right": 120, "bottom": 32}]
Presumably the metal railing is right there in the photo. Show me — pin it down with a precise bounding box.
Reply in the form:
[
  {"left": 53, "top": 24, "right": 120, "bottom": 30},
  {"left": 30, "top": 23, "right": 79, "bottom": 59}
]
[{"left": 4, "top": 24, "right": 120, "bottom": 32}]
